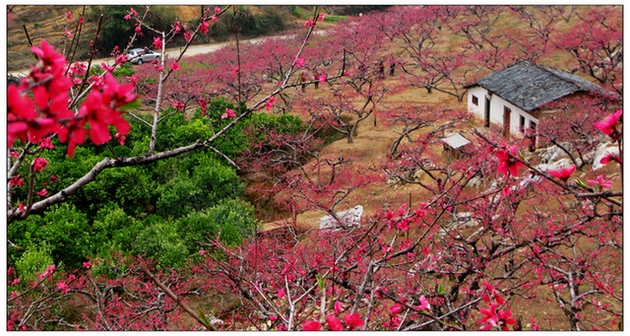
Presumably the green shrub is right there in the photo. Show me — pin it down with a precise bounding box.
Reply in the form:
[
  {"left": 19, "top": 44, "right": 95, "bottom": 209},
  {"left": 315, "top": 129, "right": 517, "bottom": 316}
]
[
  {"left": 324, "top": 15, "right": 347, "bottom": 22},
  {"left": 81, "top": 166, "right": 155, "bottom": 219},
  {"left": 35, "top": 204, "right": 93, "bottom": 269},
  {"left": 176, "top": 211, "right": 220, "bottom": 254},
  {"left": 133, "top": 215, "right": 189, "bottom": 268},
  {"left": 113, "top": 61, "right": 135, "bottom": 77},
  {"left": 155, "top": 155, "right": 244, "bottom": 218},
  {"left": 92, "top": 203, "right": 142, "bottom": 258},
  {"left": 9, "top": 204, "right": 93, "bottom": 270},
  {"left": 291, "top": 6, "right": 310, "bottom": 19},
  {"left": 208, "top": 199, "right": 258, "bottom": 240},
  {"left": 14, "top": 242, "right": 54, "bottom": 283}
]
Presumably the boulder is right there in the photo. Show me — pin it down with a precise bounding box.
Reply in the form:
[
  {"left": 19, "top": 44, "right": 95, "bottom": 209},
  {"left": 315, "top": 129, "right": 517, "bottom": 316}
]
[
  {"left": 592, "top": 142, "right": 620, "bottom": 171},
  {"left": 320, "top": 205, "right": 363, "bottom": 230}
]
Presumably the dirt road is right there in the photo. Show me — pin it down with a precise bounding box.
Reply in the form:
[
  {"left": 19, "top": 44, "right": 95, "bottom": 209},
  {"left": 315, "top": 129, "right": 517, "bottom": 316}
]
[{"left": 8, "top": 30, "right": 326, "bottom": 77}]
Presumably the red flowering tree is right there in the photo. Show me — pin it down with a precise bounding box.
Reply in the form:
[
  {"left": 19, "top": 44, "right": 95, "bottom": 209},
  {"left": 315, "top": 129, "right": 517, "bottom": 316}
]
[
  {"left": 551, "top": 6, "right": 623, "bottom": 94},
  {"left": 7, "top": 5, "right": 623, "bottom": 332}
]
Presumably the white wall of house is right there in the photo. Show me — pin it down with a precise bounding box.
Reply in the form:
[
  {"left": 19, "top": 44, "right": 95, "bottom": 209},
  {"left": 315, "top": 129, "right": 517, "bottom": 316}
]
[{"left": 467, "top": 87, "right": 539, "bottom": 136}]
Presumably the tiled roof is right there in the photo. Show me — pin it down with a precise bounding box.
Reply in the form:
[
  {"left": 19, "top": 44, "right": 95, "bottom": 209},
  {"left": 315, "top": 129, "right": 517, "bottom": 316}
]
[{"left": 465, "top": 61, "right": 615, "bottom": 112}]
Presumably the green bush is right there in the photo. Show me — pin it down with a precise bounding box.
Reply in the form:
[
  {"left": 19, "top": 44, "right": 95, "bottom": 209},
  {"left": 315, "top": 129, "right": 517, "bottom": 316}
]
[
  {"left": 113, "top": 61, "right": 135, "bottom": 77},
  {"left": 9, "top": 204, "right": 93, "bottom": 270},
  {"left": 92, "top": 203, "right": 142, "bottom": 258},
  {"left": 81, "top": 166, "right": 155, "bottom": 219},
  {"left": 176, "top": 211, "right": 220, "bottom": 255},
  {"left": 291, "top": 6, "right": 310, "bottom": 19},
  {"left": 208, "top": 199, "right": 258, "bottom": 240},
  {"left": 155, "top": 155, "right": 244, "bottom": 218},
  {"left": 206, "top": 7, "right": 286, "bottom": 41},
  {"left": 14, "top": 242, "right": 54, "bottom": 283},
  {"left": 133, "top": 215, "right": 189, "bottom": 268},
  {"left": 324, "top": 15, "right": 347, "bottom": 22}
]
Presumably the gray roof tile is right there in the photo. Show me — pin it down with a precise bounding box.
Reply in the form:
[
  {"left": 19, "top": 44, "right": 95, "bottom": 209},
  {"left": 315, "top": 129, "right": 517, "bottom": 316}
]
[{"left": 466, "top": 61, "right": 614, "bottom": 112}]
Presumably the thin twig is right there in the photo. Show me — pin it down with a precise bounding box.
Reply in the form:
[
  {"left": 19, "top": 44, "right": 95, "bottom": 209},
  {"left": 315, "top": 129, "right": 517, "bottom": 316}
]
[{"left": 143, "top": 268, "right": 215, "bottom": 331}]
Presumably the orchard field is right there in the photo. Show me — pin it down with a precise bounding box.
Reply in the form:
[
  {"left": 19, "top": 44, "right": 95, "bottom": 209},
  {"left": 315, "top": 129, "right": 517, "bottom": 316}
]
[{"left": 6, "top": 5, "right": 623, "bottom": 330}]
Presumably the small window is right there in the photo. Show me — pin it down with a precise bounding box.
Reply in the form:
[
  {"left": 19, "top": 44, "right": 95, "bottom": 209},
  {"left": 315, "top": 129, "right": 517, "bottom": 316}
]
[
  {"left": 472, "top": 95, "right": 479, "bottom": 106},
  {"left": 530, "top": 121, "right": 537, "bottom": 131},
  {"left": 519, "top": 115, "right": 525, "bottom": 133}
]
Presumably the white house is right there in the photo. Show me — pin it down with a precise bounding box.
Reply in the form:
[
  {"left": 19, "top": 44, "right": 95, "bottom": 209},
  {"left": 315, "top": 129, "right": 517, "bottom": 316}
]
[{"left": 464, "top": 61, "right": 616, "bottom": 139}]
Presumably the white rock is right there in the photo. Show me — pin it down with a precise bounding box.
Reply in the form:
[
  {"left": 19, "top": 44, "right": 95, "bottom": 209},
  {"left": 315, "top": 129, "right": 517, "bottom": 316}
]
[
  {"left": 592, "top": 142, "right": 620, "bottom": 171},
  {"left": 320, "top": 205, "right": 363, "bottom": 230}
]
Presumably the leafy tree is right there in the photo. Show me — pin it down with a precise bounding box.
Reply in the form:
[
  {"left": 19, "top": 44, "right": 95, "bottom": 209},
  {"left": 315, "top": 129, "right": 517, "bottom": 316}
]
[
  {"left": 9, "top": 204, "right": 93, "bottom": 270},
  {"left": 132, "top": 215, "right": 189, "bottom": 268}
]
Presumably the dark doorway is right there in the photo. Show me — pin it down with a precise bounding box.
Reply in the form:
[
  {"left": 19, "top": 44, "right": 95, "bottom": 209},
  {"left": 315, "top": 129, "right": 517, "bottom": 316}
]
[
  {"left": 503, "top": 106, "right": 511, "bottom": 138},
  {"left": 484, "top": 96, "right": 490, "bottom": 127}
]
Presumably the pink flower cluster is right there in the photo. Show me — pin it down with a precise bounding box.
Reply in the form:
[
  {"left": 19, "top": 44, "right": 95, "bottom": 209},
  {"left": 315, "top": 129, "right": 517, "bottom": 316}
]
[{"left": 8, "top": 40, "right": 136, "bottom": 157}]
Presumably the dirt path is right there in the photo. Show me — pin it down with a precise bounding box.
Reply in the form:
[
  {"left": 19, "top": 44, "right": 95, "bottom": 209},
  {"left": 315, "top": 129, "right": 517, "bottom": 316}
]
[{"left": 8, "top": 30, "right": 326, "bottom": 77}]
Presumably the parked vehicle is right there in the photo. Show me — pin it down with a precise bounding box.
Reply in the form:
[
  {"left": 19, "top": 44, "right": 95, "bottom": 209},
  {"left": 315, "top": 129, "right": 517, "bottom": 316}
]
[{"left": 127, "top": 48, "right": 160, "bottom": 65}]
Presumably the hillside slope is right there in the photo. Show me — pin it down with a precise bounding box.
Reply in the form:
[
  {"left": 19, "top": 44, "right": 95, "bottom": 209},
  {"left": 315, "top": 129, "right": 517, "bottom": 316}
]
[{"left": 7, "top": 5, "right": 345, "bottom": 71}]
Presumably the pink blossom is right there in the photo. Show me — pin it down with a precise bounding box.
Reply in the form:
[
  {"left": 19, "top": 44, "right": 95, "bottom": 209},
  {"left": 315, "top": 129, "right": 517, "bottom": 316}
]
[
  {"left": 173, "top": 20, "right": 181, "bottom": 34},
  {"left": 232, "top": 66, "right": 239, "bottom": 74},
  {"left": 184, "top": 31, "right": 194, "bottom": 42},
  {"left": 135, "top": 26, "right": 142, "bottom": 33},
  {"left": 343, "top": 313, "right": 364, "bottom": 329},
  {"left": 600, "top": 152, "right": 622, "bottom": 165},
  {"left": 319, "top": 13, "right": 325, "bottom": 21},
  {"left": 201, "top": 20, "right": 209, "bottom": 34},
  {"left": 304, "top": 19, "right": 314, "bottom": 27},
  {"left": 221, "top": 108, "right": 236, "bottom": 119},
  {"left": 115, "top": 54, "right": 128, "bottom": 65},
  {"left": 334, "top": 300, "right": 342, "bottom": 315},
  {"left": 39, "top": 264, "right": 56, "bottom": 279},
  {"left": 100, "top": 62, "right": 114, "bottom": 72},
  {"left": 73, "top": 77, "right": 82, "bottom": 85},
  {"left": 57, "top": 281, "right": 70, "bottom": 294},
  {"left": 548, "top": 165, "right": 576, "bottom": 182},
  {"left": 199, "top": 250, "right": 206, "bottom": 255},
  {"left": 115, "top": 133, "right": 126, "bottom": 146},
  {"left": 295, "top": 57, "right": 305, "bottom": 68},
  {"left": 83, "top": 261, "right": 92, "bottom": 269},
  {"left": 303, "top": 320, "right": 322, "bottom": 331},
  {"left": 265, "top": 96, "right": 276, "bottom": 111},
  {"left": 587, "top": 175, "right": 613, "bottom": 189},
  {"left": 18, "top": 202, "right": 25, "bottom": 213},
  {"left": 593, "top": 109, "right": 622, "bottom": 137},
  {"left": 33, "top": 157, "right": 49, "bottom": 172},
  {"left": 214, "top": 7, "right": 222, "bottom": 14},
  {"left": 269, "top": 315, "right": 277, "bottom": 321},
  {"left": 36, "top": 188, "right": 48, "bottom": 197},
  {"left": 211, "top": 16, "right": 218, "bottom": 22},
  {"left": 126, "top": 74, "right": 139, "bottom": 85},
  {"left": 172, "top": 101, "right": 185, "bottom": 111},
  {"left": 495, "top": 146, "right": 524, "bottom": 177},
  {"left": 170, "top": 61, "right": 180, "bottom": 71},
  {"left": 277, "top": 288, "right": 286, "bottom": 299},
  {"left": 319, "top": 73, "right": 327, "bottom": 83},
  {"left": 390, "top": 304, "right": 403, "bottom": 315},
  {"left": 325, "top": 314, "right": 343, "bottom": 331},
  {"left": 10, "top": 175, "right": 24, "bottom": 188},
  {"left": 153, "top": 36, "right": 162, "bottom": 50},
  {"left": 418, "top": 295, "right": 431, "bottom": 311},
  {"left": 11, "top": 278, "right": 20, "bottom": 286},
  {"left": 66, "top": 11, "right": 72, "bottom": 20}
]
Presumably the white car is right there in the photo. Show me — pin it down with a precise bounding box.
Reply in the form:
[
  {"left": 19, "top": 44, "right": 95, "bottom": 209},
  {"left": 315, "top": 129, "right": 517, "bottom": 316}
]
[{"left": 128, "top": 48, "right": 160, "bottom": 65}]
